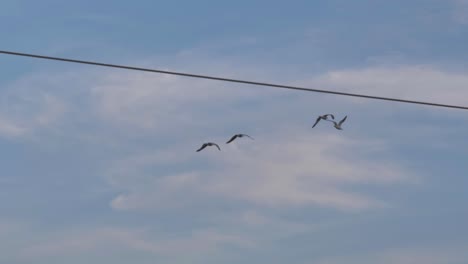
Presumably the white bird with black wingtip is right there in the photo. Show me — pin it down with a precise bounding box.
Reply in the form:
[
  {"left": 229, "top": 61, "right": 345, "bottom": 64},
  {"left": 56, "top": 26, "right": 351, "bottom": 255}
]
[{"left": 327, "top": 115, "right": 348, "bottom": 130}]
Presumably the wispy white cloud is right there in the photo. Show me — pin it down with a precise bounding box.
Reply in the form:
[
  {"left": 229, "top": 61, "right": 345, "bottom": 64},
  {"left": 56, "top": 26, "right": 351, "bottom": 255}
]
[
  {"left": 0, "top": 219, "right": 24, "bottom": 236},
  {"left": 206, "top": 209, "right": 333, "bottom": 240},
  {"left": 108, "top": 128, "right": 415, "bottom": 212},
  {"left": 89, "top": 64, "right": 468, "bottom": 215},
  {"left": 23, "top": 227, "right": 255, "bottom": 258},
  {"left": 0, "top": 74, "right": 68, "bottom": 139},
  {"left": 0, "top": 94, "right": 66, "bottom": 139},
  {"left": 89, "top": 69, "right": 269, "bottom": 134},
  {"left": 305, "top": 65, "right": 468, "bottom": 106},
  {"left": 6, "top": 62, "right": 461, "bottom": 212},
  {"left": 3, "top": 59, "right": 467, "bottom": 263},
  {"left": 314, "top": 244, "right": 468, "bottom": 264},
  {"left": 89, "top": 63, "right": 468, "bottom": 142},
  {"left": 453, "top": 0, "right": 468, "bottom": 24},
  {"left": 0, "top": 117, "right": 26, "bottom": 137}
]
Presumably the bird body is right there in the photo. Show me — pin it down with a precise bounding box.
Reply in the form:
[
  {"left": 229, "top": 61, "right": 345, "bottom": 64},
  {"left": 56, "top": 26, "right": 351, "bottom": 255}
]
[
  {"left": 196, "top": 142, "right": 221, "bottom": 152},
  {"left": 328, "top": 115, "right": 347, "bottom": 130},
  {"left": 226, "top": 133, "right": 254, "bottom": 144},
  {"left": 312, "top": 114, "right": 335, "bottom": 128}
]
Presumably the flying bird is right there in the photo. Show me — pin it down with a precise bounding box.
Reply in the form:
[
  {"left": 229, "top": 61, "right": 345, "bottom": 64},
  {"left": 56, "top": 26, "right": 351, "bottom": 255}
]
[
  {"left": 196, "top": 142, "right": 221, "bottom": 152},
  {"left": 226, "top": 133, "right": 254, "bottom": 144},
  {"left": 312, "top": 114, "right": 335, "bottom": 128},
  {"left": 328, "top": 115, "right": 348, "bottom": 130}
]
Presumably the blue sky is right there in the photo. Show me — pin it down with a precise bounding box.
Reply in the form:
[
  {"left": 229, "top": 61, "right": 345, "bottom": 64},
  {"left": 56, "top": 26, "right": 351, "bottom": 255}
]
[{"left": 1, "top": 0, "right": 468, "bottom": 263}]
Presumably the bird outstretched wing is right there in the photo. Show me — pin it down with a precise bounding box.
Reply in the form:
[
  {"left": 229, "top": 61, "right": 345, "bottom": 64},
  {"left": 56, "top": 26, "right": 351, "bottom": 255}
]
[
  {"left": 339, "top": 116, "right": 347, "bottom": 126},
  {"left": 213, "top": 143, "right": 221, "bottom": 150},
  {"left": 196, "top": 144, "right": 207, "bottom": 152},
  {"left": 242, "top": 134, "right": 254, "bottom": 140},
  {"left": 226, "top": 135, "right": 238, "bottom": 144},
  {"left": 312, "top": 117, "right": 322, "bottom": 128}
]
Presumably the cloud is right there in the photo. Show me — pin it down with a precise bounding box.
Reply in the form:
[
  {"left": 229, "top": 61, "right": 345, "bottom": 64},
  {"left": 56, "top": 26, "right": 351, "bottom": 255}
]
[
  {"left": 315, "top": 244, "right": 468, "bottom": 264},
  {"left": 0, "top": 94, "right": 65, "bottom": 139},
  {"left": 2, "top": 55, "right": 468, "bottom": 264},
  {"left": 2, "top": 63, "right": 464, "bottom": 213},
  {"left": 89, "top": 69, "right": 270, "bottom": 135},
  {"left": 23, "top": 227, "right": 255, "bottom": 258},
  {"left": 0, "top": 74, "right": 67, "bottom": 139},
  {"left": 453, "top": 0, "right": 468, "bottom": 24},
  {"left": 206, "top": 209, "right": 329, "bottom": 240},
  {"left": 89, "top": 64, "right": 468, "bottom": 142},
  {"left": 0, "top": 220, "right": 24, "bottom": 236},
  {"left": 108, "top": 128, "right": 415, "bottom": 213},
  {"left": 305, "top": 65, "right": 468, "bottom": 106},
  {"left": 3, "top": 61, "right": 464, "bottom": 215},
  {"left": 5, "top": 60, "right": 467, "bottom": 141},
  {"left": 0, "top": 117, "right": 26, "bottom": 137}
]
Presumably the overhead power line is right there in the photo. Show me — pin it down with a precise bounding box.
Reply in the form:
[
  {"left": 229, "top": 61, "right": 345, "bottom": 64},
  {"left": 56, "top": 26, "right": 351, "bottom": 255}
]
[{"left": 1, "top": 49, "right": 467, "bottom": 111}]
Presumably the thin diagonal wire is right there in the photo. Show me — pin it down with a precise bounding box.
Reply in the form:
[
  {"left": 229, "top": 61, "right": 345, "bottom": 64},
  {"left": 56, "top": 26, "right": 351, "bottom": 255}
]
[{"left": 1, "top": 50, "right": 467, "bottom": 110}]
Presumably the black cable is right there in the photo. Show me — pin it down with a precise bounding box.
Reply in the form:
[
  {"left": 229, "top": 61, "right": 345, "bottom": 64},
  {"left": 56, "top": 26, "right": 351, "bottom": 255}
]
[{"left": 1, "top": 50, "right": 467, "bottom": 111}]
